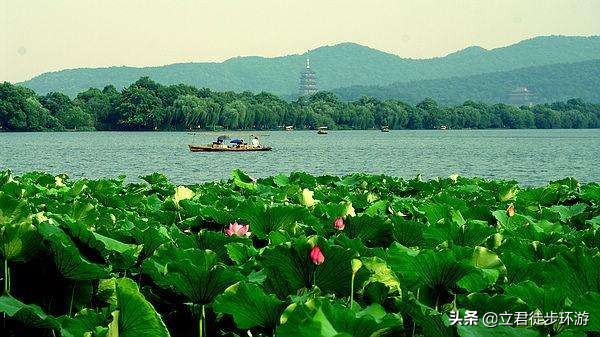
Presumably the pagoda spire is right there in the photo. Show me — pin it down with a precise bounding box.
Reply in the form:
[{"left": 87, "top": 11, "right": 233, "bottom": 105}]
[{"left": 299, "top": 57, "right": 317, "bottom": 96}]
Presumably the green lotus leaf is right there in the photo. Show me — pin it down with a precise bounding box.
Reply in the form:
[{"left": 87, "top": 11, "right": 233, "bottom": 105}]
[
  {"left": 457, "top": 246, "right": 506, "bottom": 292},
  {"left": 505, "top": 280, "right": 568, "bottom": 314},
  {"left": 131, "top": 225, "right": 171, "bottom": 259},
  {"left": 0, "top": 295, "right": 60, "bottom": 330},
  {"left": 543, "top": 247, "right": 600, "bottom": 299},
  {"left": 225, "top": 242, "right": 258, "bottom": 265},
  {"left": 360, "top": 257, "right": 401, "bottom": 294},
  {"left": 333, "top": 235, "right": 386, "bottom": 259},
  {"left": 364, "top": 200, "right": 388, "bottom": 216},
  {"left": 498, "top": 184, "right": 519, "bottom": 202},
  {"left": 276, "top": 298, "right": 401, "bottom": 337},
  {"left": 55, "top": 215, "right": 141, "bottom": 269},
  {"left": 235, "top": 201, "right": 312, "bottom": 239},
  {"left": 418, "top": 203, "right": 453, "bottom": 225},
  {"left": 343, "top": 214, "right": 393, "bottom": 248},
  {"left": 424, "top": 220, "right": 495, "bottom": 247},
  {"left": 569, "top": 292, "right": 600, "bottom": 332},
  {"left": 37, "top": 221, "right": 110, "bottom": 280},
  {"left": 112, "top": 277, "right": 170, "bottom": 337},
  {"left": 396, "top": 297, "right": 451, "bottom": 337},
  {"left": 391, "top": 217, "right": 425, "bottom": 248},
  {"left": 459, "top": 292, "right": 528, "bottom": 314},
  {"left": 172, "top": 228, "right": 252, "bottom": 262},
  {"left": 182, "top": 203, "right": 235, "bottom": 226},
  {"left": 231, "top": 169, "right": 256, "bottom": 191},
  {"left": 548, "top": 203, "right": 587, "bottom": 223},
  {"left": 0, "top": 195, "right": 39, "bottom": 262},
  {"left": 59, "top": 308, "right": 110, "bottom": 337},
  {"left": 213, "top": 282, "right": 284, "bottom": 329},
  {"left": 142, "top": 244, "right": 243, "bottom": 305},
  {"left": 314, "top": 202, "right": 351, "bottom": 219},
  {"left": 387, "top": 244, "right": 473, "bottom": 306},
  {"left": 458, "top": 323, "right": 542, "bottom": 337},
  {"left": 580, "top": 183, "right": 600, "bottom": 203},
  {"left": 260, "top": 239, "right": 358, "bottom": 298}
]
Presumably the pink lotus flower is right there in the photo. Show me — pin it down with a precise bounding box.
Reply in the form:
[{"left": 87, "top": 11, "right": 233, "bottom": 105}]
[
  {"left": 310, "top": 246, "right": 325, "bottom": 265},
  {"left": 333, "top": 217, "right": 345, "bottom": 230},
  {"left": 225, "top": 222, "right": 250, "bottom": 237}
]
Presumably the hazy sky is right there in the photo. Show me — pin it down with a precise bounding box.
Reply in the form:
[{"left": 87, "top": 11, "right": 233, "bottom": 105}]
[{"left": 2, "top": 0, "right": 600, "bottom": 83}]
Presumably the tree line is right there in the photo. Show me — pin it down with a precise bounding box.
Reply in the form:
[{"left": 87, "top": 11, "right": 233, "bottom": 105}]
[{"left": 1, "top": 77, "right": 599, "bottom": 131}]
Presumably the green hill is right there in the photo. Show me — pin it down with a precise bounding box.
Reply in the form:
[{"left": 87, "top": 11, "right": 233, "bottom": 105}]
[
  {"left": 18, "top": 35, "right": 600, "bottom": 97},
  {"left": 332, "top": 59, "right": 600, "bottom": 104}
]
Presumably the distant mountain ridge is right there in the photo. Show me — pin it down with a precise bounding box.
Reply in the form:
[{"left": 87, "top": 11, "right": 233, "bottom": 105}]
[
  {"left": 18, "top": 35, "right": 600, "bottom": 97},
  {"left": 332, "top": 59, "right": 600, "bottom": 104}
]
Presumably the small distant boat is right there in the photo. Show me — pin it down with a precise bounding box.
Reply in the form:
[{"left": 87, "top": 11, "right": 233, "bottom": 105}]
[
  {"left": 188, "top": 145, "right": 272, "bottom": 152},
  {"left": 284, "top": 125, "right": 294, "bottom": 131},
  {"left": 381, "top": 125, "right": 390, "bottom": 132},
  {"left": 317, "top": 126, "right": 328, "bottom": 135},
  {"left": 440, "top": 125, "right": 448, "bottom": 130}
]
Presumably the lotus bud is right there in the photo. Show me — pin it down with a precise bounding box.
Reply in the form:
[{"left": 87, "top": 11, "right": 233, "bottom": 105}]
[
  {"left": 351, "top": 259, "right": 362, "bottom": 274},
  {"left": 334, "top": 217, "right": 345, "bottom": 230},
  {"left": 506, "top": 203, "right": 515, "bottom": 217},
  {"left": 310, "top": 246, "right": 325, "bottom": 265},
  {"left": 225, "top": 222, "right": 251, "bottom": 237}
]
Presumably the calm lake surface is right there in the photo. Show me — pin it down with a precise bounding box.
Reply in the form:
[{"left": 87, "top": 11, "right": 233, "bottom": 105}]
[{"left": 1, "top": 129, "right": 599, "bottom": 185}]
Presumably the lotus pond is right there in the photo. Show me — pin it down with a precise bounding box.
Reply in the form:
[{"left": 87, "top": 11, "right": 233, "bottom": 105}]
[{"left": 0, "top": 170, "right": 599, "bottom": 337}]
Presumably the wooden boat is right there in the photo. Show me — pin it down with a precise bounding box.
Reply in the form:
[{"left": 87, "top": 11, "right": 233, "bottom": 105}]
[
  {"left": 189, "top": 144, "right": 272, "bottom": 152},
  {"left": 381, "top": 125, "right": 390, "bottom": 132},
  {"left": 284, "top": 125, "right": 294, "bottom": 131},
  {"left": 317, "top": 126, "right": 328, "bottom": 134}
]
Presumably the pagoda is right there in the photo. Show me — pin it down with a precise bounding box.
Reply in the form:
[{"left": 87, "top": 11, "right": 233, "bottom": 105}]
[{"left": 299, "top": 58, "right": 318, "bottom": 96}]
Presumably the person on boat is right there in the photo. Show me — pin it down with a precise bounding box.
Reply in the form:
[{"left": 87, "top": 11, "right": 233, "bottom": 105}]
[
  {"left": 212, "top": 138, "right": 224, "bottom": 148},
  {"left": 251, "top": 136, "right": 260, "bottom": 148}
]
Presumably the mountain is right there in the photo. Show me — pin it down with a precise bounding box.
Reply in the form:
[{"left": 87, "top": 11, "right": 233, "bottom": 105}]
[
  {"left": 332, "top": 59, "right": 600, "bottom": 104},
  {"left": 18, "top": 35, "right": 600, "bottom": 97}
]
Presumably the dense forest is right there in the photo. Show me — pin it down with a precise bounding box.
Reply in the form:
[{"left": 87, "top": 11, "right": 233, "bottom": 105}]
[
  {"left": 19, "top": 36, "right": 600, "bottom": 97},
  {"left": 1, "top": 78, "right": 600, "bottom": 132},
  {"left": 333, "top": 59, "right": 600, "bottom": 105}
]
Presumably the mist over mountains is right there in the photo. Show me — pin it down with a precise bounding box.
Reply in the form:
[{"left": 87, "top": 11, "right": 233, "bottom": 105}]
[{"left": 18, "top": 35, "right": 600, "bottom": 103}]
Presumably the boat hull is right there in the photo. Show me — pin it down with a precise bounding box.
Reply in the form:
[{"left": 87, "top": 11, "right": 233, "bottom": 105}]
[{"left": 188, "top": 145, "right": 272, "bottom": 152}]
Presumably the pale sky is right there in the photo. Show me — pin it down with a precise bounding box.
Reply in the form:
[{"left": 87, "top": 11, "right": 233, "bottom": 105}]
[{"left": 2, "top": 0, "right": 600, "bottom": 83}]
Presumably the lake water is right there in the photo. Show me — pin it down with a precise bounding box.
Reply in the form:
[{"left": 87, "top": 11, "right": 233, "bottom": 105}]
[{"left": 1, "top": 129, "right": 598, "bottom": 185}]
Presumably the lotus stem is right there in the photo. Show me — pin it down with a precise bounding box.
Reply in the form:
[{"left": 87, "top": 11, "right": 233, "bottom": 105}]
[
  {"left": 412, "top": 288, "right": 420, "bottom": 337},
  {"left": 349, "top": 272, "right": 355, "bottom": 308},
  {"left": 3, "top": 259, "right": 9, "bottom": 295},
  {"left": 69, "top": 282, "right": 76, "bottom": 316},
  {"left": 3, "top": 259, "right": 7, "bottom": 329},
  {"left": 199, "top": 304, "right": 205, "bottom": 337},
  {"left": 312, "top": 269, "right": 317, "bottom": 288}
]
